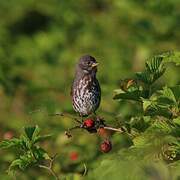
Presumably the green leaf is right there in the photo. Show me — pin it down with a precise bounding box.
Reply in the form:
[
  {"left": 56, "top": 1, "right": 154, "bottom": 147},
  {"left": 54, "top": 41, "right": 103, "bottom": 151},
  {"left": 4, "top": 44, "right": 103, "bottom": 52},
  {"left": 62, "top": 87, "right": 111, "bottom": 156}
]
[
  {"left": 170, "top": 85, "right": 180, "bottom": 102},
  {"left": 142, "top": 98, "right": 172, "bottom": 118},
  {"left": 20, "top": 135, "right": 31, "bottom": 150},
  {"left": 142, "top": 86, "right": 179, "bottom": 118},
  {"left": 19, "top": 153, "right": 35, "bottom": 170},
  {"left": 31, "top": 126, "right": 41, "bottom": 142},
  {"left": 113, "top": 89, "right": 142, "bottom": 101},
  {"left": 173, "top": 117, "right": 180, "bottom": 126},
  {"left": 158, "top": 86, "right": 177, "bottom": 104},
  {"left": 146, "top": 56, "right": 165, "bottom": 73},
  {"left": 88, "top": 157, "right": 170, "bottom": 180},
  {"left": 24, "top": 126, "right": 37, "bottom": 141},
  {"left": 147, "top": 120, "right": 173, "bottom": 134},
  {"left": 24, "top": 125, "right": 41, "bottom": 143},
  {"left": 142, "top": 99, "right": 153, "bottom": 112},
  {"left": 136, "top": 55, "right": 166, "bottom": 84},
  {"left": 0, "top": 138, "right": 22, "bottom": 149},
  {"left": 119, "top": 79, "right": 139, "bottom": 92},
  {"left": 9, "top": 152, "right": 35, "bottom": 171},
  {"left": 145, "top": 105, "right": 172, "bottom": 118},
  {"left": 161, "top": 51, "right": 180, "bottom": 65},
  {"left": 8, "top": 159, "right": 22, "bottom": 171},
  {"left": 33, "top": 146, "right": 50, "bottom": 160},
  {"left": 136, "top": 71, "right": 151, "bottom": 84}
]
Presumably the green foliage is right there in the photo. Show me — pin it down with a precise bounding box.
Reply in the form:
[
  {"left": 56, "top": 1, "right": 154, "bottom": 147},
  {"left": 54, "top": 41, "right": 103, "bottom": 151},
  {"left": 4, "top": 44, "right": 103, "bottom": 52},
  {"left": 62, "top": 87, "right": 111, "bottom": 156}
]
[
  {"left": 142, "top": 86, "right": 179, "bottom": 118},
  {"left": 1, "top": 53, "right": 179, "bottom": 179},
  {"left": 88, "top": 157, "right": 176, "bottom": 180},
  {"left": 136, "top": 55, "right": 166, "bottom": 85},
  {"left": 0, "top": 126, "right": 51, "bottom": 172},
  {"left": 114, "top": 52, "right": 180, "bottom": 118},
  {"left": 0, "top": 0, "right": 180, "bottom": 179},
  {"left": 102, "top": 53, "right": 180, "bottom": 179}
]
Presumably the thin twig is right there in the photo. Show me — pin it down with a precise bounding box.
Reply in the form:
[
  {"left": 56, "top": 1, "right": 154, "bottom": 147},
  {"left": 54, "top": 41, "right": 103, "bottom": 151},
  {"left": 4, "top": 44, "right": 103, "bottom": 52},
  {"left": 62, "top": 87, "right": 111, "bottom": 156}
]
[
  {"left": 39, "top": 165, "right": 59, "bottom": 180},
  {"left": 39, "top": 154, "right": 60, "bottom": 180},
  {"left": 104, "top": 126, "right": 124, "bottom": 133},
  {"left": 82, "top": 163, "right": 88, "bottom": 176},
  {"left": 49, "top": 112, "right": 81, "bottom": 124},
  {"left": 65, "top": 126, "right": 81, "bottom": 138},
  {"left": 104, "top": 126, "right": 134, "bottom": 138},
  {"left": 28, "top": 109, "right": 43, "bottom": 114}
]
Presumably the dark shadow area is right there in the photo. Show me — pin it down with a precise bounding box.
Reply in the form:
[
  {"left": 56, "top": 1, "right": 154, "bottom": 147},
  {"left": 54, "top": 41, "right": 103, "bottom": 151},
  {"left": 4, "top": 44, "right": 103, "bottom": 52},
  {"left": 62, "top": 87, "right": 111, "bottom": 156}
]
[{"left": 9, "top": 10, "right": 51, "bottom": 35}]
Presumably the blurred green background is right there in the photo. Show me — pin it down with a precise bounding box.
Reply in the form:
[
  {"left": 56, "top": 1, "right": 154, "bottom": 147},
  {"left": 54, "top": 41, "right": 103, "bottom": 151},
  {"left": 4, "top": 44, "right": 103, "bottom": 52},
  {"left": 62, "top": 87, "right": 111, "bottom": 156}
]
[{"left": 0, "top": 0, "right": 179, "bottom": 179}]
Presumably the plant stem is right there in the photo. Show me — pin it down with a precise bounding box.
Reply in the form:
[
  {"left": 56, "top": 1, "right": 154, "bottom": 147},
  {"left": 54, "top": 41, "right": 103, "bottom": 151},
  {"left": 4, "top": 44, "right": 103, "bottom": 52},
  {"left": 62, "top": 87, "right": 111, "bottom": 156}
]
[
  {"left": 82, "top": 163, "right": 87, "bottom": 176},
  {"left": 39, "top": 165, "right": 60, "bottom": 180},
  {"left": 49, "top": 112, "right": 81, "bottom": 124},
  {"left": 39, "top": 154, "right": 60, "bottom": 180},
  {"left": 104, "top": 126, "right": 124, "bottom": 132}
]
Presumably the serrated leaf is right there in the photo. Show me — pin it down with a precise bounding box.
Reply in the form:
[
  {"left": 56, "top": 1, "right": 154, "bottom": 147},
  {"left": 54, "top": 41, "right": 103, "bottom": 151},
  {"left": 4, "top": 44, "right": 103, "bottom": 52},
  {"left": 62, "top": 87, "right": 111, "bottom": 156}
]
[
  {"left": 33, "top": 146, "right": 50, "bottom": 160},
  {"left": 136, "top": 55, "right": 166, "bottom": 84},
  {"left": 136, "top": 71, "right": 151, "bottom": 84},
  {"left": 19, "top": 153, "right": 35, "bottom": 170},
  {"left": 20, "top": 135, "right": 31, "bottom": 150},
  {"left": 148, "top": 121, "right": 172, "bottom": 134},
  {"left": 24, "top": 125, "right": 41, "bottom": 143},
  {"left": 8, "top": 159, "right": 22, "bottom": 171},
  {"left": 170, "top": 85, "right": 180, "bottom": 102},
  {"left": 145, "top": 105, "right": 172, "bottom": 118},
  {"left": 31, "top": 126, "right": 41, "bottom": 142},
  {"left": 158, "top": 86, "right": 177, "bottom": 104},
  {"left": 133, "top": 135, "right": 147, "bottom": 147},
  {"left": 173, "top": 117, "right": 180, "bottom": 126},
  {"left": 9, "top": 153, "right": 35, "bottom": 171},
  {"left": 142, "top": 98, "right": 172, "bottom": 118},
  {"left": 146, "top": 56, "right": 164, "bottom": 73},
  {"left": 142, "top": 86, "right": 178, "bottom": 118},
  {"left": 161, "top": 51, "right": 180, "bottom": 65},
  {"left": 24, "top": 126, "right": 36, "bottom": 141},
  {"left": 0, "top": 138, "right": 22, "bottom": 149},
  {"left": 142, "top": 99, "right": 153, "bottom": 111}
]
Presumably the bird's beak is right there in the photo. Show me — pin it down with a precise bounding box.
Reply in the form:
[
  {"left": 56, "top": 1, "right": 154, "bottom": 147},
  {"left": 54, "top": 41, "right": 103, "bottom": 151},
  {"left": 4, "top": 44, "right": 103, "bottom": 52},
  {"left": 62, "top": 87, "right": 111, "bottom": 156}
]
[{"left": 91, "top": 62, "right": 99, "bottom": 68}]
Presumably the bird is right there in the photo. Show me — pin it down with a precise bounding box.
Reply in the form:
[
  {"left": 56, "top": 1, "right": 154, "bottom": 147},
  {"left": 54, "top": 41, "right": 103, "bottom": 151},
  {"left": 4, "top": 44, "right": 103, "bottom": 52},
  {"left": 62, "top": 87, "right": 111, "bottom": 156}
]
[{"left": 71, "top": 55, "right": 101, "bottom": 117}]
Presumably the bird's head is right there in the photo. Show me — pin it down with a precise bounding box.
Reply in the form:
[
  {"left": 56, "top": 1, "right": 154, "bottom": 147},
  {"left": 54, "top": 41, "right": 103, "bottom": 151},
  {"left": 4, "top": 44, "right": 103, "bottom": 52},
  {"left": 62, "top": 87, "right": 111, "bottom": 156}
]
[{"left": 77, "top": 55, "right": 99, "bottom": 75}]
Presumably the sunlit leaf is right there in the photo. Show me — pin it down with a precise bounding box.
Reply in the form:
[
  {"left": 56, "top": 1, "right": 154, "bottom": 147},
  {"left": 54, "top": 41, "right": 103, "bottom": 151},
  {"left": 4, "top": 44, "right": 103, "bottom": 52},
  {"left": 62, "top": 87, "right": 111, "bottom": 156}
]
[{"left": 0, "top": 138, "right": 22, "bottom": 149}]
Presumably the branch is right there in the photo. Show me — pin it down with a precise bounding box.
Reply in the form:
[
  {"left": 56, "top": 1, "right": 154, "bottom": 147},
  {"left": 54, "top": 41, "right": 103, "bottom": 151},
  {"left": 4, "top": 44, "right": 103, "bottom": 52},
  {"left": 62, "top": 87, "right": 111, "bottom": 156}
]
[
  {"left": 49, "top": 112, "right": 81, "bottom": 124},
  {"left": 104, "top": 126, "right": 124, "bottom": 133},
  {"left": 39, "top": 165, "right": 59, "bottom": 180},
  {"left": 39, "top": 154, "right": 60, "bottom": 180}
]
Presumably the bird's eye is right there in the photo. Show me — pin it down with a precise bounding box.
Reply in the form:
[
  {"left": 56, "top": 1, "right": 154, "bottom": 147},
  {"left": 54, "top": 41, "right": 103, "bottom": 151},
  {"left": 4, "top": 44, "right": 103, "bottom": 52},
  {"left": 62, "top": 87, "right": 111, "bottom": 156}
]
[{"left": 87, "top": 62, "right": 91, "bottom": 65}]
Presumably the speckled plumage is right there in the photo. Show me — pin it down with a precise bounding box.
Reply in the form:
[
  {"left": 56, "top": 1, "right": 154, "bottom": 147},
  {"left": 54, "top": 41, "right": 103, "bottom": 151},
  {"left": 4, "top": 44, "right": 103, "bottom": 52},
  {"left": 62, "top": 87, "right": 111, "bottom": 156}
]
[{"left": 71, "top": 55, "right": 101, "bottom": 116}]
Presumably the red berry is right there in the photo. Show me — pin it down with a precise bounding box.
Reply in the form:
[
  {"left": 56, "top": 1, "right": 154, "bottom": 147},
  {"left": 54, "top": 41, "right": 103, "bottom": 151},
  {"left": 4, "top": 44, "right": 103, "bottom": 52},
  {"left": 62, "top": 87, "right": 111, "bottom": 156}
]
[
  {"left": 100, "top": 140, "right": 112, "bottom": 153},
  {"left": 98, "top": 128, "right": 109, "bottom": 138},
  {"left": 3, "top": 131, "right": 14, "bottom": 140},
  {"left": 69, "top": 151, "right": 79, "bottom": 161},
  {"left": 83, "top": 118, "right": 95, "bottom": 128}
]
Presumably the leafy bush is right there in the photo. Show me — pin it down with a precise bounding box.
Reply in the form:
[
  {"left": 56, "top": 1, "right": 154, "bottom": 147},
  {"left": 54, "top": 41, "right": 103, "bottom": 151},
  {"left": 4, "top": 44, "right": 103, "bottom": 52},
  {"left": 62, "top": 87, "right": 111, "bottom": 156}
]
[
  {"left": 0, "top": 52, "right": 179, "bottom": 179},
  {"left": 0, "top": 0, "right": 180, "bottom": 179}
]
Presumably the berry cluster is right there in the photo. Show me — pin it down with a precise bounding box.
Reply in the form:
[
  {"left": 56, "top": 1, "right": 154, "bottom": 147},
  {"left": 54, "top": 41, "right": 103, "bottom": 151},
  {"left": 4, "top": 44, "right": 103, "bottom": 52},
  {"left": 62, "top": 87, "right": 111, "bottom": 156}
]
[
  {"left": 83, "top": 118, "right": 112, "bottom": 153},
  {"left": 64, "top": 116, "right": 121, "bottom": 153}
]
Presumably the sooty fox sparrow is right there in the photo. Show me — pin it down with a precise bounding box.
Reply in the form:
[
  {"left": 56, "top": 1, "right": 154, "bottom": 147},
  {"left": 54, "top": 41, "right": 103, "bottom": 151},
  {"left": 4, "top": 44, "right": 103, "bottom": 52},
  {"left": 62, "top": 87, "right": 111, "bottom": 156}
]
[{"left": 71, "top": 55, "right": 101, "bottom": 117}]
